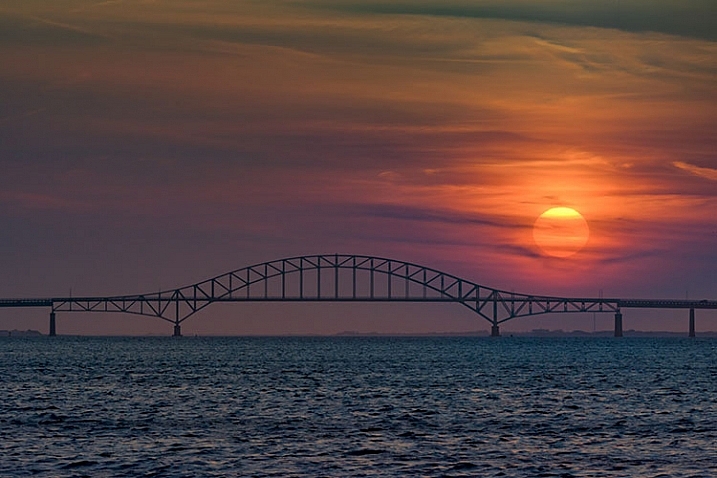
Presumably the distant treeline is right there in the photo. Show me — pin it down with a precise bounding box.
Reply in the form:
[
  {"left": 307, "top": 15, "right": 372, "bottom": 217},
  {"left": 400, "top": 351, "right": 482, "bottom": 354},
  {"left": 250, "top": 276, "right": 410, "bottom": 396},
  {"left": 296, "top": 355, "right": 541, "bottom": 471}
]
[{"left": 0, "top": 330, "right": 43, "bottom": 337}]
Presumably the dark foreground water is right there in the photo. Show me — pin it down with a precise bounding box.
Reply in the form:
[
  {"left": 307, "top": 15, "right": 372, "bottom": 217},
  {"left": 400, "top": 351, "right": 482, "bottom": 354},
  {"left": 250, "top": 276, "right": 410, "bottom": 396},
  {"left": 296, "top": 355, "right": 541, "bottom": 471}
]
[{"left": 0, "top": 336, "right": 715, "bottom": 477}]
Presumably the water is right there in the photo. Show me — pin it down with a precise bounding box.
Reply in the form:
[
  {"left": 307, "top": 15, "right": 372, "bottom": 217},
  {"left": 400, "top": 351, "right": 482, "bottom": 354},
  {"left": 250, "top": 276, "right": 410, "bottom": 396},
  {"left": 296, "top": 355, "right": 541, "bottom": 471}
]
[{"left": 0, "top": 336, "right": 715, "bottom": 477}]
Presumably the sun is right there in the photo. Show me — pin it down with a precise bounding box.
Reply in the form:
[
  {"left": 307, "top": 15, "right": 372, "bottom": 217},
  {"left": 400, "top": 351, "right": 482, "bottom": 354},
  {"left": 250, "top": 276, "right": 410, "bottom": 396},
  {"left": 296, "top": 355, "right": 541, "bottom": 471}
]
[{"left": 533, "top": 207, "right": 590, "bottom": 258}]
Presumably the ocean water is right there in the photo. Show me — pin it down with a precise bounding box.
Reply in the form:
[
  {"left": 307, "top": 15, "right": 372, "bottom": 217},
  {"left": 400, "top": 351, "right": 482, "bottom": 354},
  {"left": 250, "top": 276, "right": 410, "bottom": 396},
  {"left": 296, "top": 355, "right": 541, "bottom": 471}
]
[{"left": 0, "top": 336, "right": 715, "bottom": 477}]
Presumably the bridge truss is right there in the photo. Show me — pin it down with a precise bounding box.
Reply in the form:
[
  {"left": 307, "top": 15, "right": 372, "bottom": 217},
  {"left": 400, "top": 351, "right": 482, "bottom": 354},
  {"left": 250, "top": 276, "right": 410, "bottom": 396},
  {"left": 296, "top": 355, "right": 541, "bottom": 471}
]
[{"left": 1, "top": 254, "right": 715, "bottom": 337}]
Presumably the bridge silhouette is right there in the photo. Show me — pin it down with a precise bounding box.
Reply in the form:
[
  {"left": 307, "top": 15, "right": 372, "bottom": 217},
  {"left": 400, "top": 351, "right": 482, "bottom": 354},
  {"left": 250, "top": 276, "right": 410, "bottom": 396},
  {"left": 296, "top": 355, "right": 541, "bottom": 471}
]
[{"left": 1, "top": 254, "right": 715, "bottom": 337}]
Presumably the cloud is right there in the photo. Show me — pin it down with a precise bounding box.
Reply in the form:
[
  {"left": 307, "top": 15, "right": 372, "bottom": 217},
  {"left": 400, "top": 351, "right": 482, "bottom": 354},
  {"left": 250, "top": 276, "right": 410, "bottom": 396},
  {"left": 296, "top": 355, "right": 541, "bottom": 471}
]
[
  {"left": 351, "top": 203, "right": 527, "bottom": 229},
  {"left": 0, "top": 13, "right": 109, "bottom": 46},
  {"left": 673, "top": 161, "right": 717, "bottom": 181},
  {"left": 310, "top": 1, "right": 717, "bottom": 41},
  {"left": 0, "top": 0, "right": 714, "bottom": 313}
]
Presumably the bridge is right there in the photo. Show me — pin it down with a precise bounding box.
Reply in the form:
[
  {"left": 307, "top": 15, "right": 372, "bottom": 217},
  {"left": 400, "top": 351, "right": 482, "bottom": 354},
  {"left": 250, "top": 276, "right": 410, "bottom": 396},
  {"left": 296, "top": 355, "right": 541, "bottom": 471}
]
[{"left": 1, "top": 254, "right": 715, "bottom": 337}]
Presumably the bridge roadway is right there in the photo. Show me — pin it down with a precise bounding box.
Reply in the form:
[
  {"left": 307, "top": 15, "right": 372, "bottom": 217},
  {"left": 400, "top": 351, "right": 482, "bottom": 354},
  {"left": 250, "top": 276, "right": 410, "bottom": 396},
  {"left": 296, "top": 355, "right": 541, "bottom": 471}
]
[{"left": 0, "top": 254, "right": 714, "bottom": 337}]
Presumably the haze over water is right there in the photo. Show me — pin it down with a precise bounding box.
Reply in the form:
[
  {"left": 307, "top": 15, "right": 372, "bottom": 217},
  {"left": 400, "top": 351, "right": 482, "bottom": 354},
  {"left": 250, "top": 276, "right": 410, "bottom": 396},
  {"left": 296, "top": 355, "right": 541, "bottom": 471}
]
[{"left": 1, "top": 335, "right": 715, "bottom": 477}]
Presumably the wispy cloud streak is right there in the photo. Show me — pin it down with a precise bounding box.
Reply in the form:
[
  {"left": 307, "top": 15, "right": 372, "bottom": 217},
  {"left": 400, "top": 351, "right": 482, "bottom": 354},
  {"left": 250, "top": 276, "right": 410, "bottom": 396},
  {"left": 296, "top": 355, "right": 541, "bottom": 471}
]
[{"left": 673, "top": 161, "right": 717, "bottom": 181}]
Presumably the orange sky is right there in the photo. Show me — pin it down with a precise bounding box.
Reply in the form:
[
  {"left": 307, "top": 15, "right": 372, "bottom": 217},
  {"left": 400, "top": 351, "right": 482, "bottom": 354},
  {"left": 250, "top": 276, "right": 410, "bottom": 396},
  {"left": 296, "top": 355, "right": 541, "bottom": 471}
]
[{"left": 0, "top": 1, "right": 715, "bottom": 334}]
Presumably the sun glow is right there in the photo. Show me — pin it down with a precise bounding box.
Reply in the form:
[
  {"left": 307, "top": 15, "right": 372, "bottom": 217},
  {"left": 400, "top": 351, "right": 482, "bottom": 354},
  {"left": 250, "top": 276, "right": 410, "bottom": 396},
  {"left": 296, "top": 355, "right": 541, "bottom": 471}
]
[{"left": 533, "top": 207, "right": 590, "bottom": 258}]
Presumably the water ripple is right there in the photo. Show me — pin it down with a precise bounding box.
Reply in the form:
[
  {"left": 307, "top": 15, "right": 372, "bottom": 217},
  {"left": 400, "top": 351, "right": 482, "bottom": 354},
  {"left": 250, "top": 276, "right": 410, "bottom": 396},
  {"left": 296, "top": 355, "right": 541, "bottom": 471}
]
[{"left": 0, "top": 336, "right": 715, "bottom": 477}]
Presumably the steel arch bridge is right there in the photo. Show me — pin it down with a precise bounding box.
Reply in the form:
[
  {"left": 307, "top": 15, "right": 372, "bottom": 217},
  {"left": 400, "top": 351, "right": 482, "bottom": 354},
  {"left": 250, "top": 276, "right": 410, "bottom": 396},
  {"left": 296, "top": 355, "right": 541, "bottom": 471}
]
[{"left": 1, "top": 254, "right": 715, "bottom": 337}]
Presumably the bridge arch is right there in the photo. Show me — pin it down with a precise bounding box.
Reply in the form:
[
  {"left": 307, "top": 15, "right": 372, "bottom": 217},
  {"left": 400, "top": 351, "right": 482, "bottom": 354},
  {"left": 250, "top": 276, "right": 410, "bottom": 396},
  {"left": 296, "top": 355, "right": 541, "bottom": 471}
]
[{"left": 48, "top": 254, "right": 622, "bottom": 336}]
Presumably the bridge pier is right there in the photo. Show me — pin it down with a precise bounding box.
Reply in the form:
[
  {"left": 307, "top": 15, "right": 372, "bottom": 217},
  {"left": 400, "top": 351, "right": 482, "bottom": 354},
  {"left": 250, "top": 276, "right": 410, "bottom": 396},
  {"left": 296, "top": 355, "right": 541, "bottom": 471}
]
[
  {"left": 49, "top": 312, "right": 56, "bottom": 337},
  {"left": 614, "top": 311, "right": 623, "bottom": 337},
  {"left": 173, "top": 324, "right": 182, "bottom": 337},
  {"left": 689, "top": 308, "right": 695, "bottom": 338},
  {"left": 491, "top": 324, "right": 500, "bottom": 337}
]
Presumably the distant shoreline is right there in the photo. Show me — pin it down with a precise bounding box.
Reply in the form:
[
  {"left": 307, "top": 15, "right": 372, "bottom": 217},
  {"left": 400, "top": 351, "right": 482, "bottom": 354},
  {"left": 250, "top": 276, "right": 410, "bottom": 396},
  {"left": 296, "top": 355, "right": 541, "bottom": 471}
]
[{"left": 334, "top": 330, "right": 717, "bottom": 338}]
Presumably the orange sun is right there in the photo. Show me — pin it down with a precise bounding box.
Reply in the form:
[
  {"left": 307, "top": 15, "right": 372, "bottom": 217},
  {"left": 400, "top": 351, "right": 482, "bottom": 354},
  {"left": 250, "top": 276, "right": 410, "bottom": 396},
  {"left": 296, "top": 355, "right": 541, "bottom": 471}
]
[{"left": 533, "top": 207, "right": 590, "bottom": 258}]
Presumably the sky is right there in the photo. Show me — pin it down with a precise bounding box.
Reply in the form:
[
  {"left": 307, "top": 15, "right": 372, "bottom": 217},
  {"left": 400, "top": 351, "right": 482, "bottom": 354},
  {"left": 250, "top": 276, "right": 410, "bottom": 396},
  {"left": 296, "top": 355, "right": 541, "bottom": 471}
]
[{"left": 1, "top": 0, "right": 715, "bottom": 335}]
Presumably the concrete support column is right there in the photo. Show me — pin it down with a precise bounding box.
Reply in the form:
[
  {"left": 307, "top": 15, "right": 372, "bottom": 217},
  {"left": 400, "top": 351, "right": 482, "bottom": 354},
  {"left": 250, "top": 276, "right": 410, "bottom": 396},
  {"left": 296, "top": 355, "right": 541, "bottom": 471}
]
[
  {"left": 614, "top": 311, "right": 623, "bottom": 337},
  {"left": 173, "top": 324, "right": 182, "bottom": 337},
  {"left": 491, "top": 297, "right": 499, "bottom": 337},
  {"left": 689, "top": 308, "right": 695, "bottom": 338},
  {"left": 49, "top": 312, "right": 56, "bottom": 337}
]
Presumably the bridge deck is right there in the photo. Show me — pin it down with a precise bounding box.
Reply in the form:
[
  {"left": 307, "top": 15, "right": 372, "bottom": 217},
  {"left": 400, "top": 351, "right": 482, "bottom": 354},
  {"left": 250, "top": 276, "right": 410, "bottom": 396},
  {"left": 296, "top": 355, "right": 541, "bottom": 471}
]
[
  {"left": 617, "top": 299, "right": 717, "bottom": 309},
  {"left": 2, "top": 297, "right": 717, "bottom": 308},
  {"left": 0, "top": 299, "right": 53, "bottom": 307}
]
